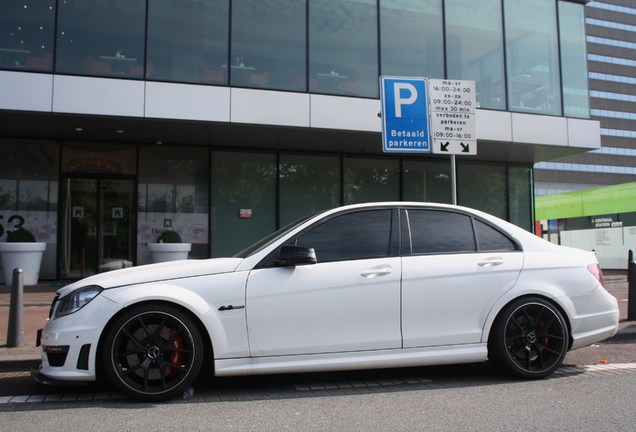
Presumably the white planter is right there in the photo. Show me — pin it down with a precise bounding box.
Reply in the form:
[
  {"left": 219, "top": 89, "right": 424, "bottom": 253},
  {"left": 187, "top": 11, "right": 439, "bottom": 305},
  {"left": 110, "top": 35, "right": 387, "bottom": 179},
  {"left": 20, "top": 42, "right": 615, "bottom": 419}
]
[
  {"left": 0, "top": 242, "right": 47, "bottom": 286},
  {"left": 147, "top": 243, "right": 191, "bottom": 263}
]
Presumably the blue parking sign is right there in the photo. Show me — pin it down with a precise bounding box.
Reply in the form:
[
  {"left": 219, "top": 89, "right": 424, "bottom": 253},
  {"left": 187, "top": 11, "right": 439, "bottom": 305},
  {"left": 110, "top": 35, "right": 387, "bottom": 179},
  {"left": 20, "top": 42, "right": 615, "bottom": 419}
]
[{"left": 380, "top": 76, "right": 430, "bottom": 153}]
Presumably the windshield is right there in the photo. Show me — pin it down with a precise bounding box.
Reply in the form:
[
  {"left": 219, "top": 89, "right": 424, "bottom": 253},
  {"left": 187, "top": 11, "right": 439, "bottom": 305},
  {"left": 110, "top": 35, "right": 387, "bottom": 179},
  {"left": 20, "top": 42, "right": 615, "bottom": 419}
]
[{"left": 234, "top": 213, "right": 318, "bottom": 258}]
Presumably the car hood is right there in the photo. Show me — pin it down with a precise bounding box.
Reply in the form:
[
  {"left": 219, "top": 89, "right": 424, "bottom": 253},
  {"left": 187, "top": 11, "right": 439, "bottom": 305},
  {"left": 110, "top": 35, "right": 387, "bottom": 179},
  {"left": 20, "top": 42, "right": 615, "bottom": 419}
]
[{"left": 57, "top": 258, "right": 244, "bottom": 295}]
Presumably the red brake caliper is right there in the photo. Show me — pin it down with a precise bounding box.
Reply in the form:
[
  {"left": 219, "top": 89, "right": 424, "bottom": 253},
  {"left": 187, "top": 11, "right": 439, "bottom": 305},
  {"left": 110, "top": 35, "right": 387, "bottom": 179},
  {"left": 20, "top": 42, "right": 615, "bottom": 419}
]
[{"left": 169, "top": 329, "right": 183, "bottom": 375}]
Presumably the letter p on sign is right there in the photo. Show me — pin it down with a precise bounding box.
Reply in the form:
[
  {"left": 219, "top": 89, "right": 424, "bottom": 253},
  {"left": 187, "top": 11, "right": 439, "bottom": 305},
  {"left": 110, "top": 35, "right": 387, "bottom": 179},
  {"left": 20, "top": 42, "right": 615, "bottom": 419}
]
[{"left": 393, "top": 83, "right": 417, "bottom": 117}]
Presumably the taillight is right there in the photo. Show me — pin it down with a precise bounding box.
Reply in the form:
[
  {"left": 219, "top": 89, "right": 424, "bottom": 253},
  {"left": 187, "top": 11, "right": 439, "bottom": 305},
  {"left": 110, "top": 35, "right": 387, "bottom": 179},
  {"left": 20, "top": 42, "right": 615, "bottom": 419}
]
[{"left": 587, "top": 263, "right": 606, "bottom": 288}]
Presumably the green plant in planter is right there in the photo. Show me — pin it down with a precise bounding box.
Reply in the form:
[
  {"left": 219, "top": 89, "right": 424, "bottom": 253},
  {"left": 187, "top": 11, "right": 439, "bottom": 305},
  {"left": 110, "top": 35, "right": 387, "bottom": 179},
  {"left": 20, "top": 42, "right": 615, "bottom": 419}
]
[
  {"left": 7, "top": 228, "right": 36, "bottom": 242},
  {"left": 157, "top": 230, "right": 182, "bottom": 243}
]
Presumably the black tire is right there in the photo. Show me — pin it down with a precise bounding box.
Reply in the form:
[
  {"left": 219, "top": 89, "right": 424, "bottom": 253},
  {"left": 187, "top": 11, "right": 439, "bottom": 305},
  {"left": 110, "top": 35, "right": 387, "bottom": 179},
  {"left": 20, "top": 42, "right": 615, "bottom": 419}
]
[
  {"left": 489, "top": 297, "right": 569, "bottom": 379},
  {"left": 102, "top": 303, "right": 204, "bottom": 401}
]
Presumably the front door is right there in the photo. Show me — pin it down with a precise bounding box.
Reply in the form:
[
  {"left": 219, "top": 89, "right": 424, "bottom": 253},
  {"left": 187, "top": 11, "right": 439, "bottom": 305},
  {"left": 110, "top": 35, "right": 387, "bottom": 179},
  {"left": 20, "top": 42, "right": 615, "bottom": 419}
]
[{"left": 59, "top": 177, "right": 135, "bottom": 279}]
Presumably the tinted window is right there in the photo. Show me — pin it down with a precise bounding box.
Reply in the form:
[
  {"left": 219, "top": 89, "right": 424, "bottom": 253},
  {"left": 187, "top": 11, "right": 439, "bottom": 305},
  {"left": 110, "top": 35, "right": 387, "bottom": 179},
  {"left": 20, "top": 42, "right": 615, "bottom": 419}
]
[
  {"left": 295, "top": 210, "right": 392, "bottom": 262},
  {"left": 475, "top": 220, "right": 517, "bottom": 251},
  {"left": 408, "top": 210, "right": 476, "bottom": 254}
]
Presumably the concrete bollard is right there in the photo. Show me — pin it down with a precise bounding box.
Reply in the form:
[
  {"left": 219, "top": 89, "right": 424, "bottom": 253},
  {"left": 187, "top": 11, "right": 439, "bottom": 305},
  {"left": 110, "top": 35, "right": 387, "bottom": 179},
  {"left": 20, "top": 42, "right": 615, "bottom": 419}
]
[
  {"left": 6, "top": 268, "right": 24, "bottom": 348},
  {"left": 629, "top": 251, "right": 636, "bottom": 321}
]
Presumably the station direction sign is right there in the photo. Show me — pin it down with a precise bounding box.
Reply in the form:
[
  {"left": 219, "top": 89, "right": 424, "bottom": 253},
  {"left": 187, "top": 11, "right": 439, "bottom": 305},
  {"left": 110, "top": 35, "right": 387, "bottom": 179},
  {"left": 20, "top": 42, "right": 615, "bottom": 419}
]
[
  {"left": 380, "top": 76, "right": 431, "bottom": 153},
  {"left": 428, "top": 79, "right": 477, "bottom": 155}
]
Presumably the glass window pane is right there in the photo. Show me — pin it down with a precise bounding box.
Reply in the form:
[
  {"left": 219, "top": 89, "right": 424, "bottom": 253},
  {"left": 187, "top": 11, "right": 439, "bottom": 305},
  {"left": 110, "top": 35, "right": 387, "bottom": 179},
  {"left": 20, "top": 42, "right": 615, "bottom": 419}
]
[
  {"left": 310, "top": 0, "right": 378, "bottom": 97},
  {"left": 0, "top": 0, "right": 54, "bottom": 72},
  {"left": 211, "top": 151, "right": 276, "bottom": 257},
  {"left": 61, "top": 143, "right": 137, "bottom": 175},
  {"left": 279, "top": 154, "right": 340, "bottom": 226},
  {"left": 148, "top": 0, "right": 229, "bottom": 84},
  {"left": 559, "top": 1, "right": 589, "bottom": 118},
  {"left": 504, "top": 0, "right": 561, "bottom": 115},
  {"left": 445, "top": 0, "right": 505, "bottom": 110},
  {"left": 508, "top": 165, "right": 532, "bottom": 231},
  {"left": 296, "top": 210, "right": 392, "bottom": 262},
  {"left": 457, "top": 162, "right": 506, "bottom": 219},
  {"left": 138, "top": 146, "right": 209, "bottom": 262},
  {"left": 231, "top": 0, "right": 306, "bottom": 91},
  {"left": 408, "top": 210, "right": 475, "bottom": 254},
  {"left": 0, "top": 139, "right": 59, "bottom": 279},
  {"left": 56, "top": 0, "right": 145, "bottom": 78},
  {"left": 380, "top": 0, "right": 443, "bottom": 79},
  {"left": 344, "top": 157, "right": 400, "bottom": 205},
  {"left": 475, "top": 219, "right": 516, "bottom": 251},
  {"left": 403, "top": 159, "right": 451, "bottom": 203}
]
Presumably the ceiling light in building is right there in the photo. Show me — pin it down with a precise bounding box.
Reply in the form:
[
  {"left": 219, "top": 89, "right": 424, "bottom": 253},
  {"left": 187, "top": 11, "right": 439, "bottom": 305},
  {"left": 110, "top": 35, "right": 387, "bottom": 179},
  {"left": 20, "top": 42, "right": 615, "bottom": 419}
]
[{"left": 74, "top": 127, "right": 83, "bottom": 132}]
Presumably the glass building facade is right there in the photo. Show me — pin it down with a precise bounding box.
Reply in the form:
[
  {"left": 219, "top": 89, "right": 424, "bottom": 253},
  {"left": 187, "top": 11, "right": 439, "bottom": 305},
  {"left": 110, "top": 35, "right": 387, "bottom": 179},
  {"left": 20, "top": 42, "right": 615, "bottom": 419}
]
[
  {"left": 0, "top": 0, "right": 594, "bottom": 281},
  {"left": 1, "top": 0, "right": 589, "bottom": 115}
]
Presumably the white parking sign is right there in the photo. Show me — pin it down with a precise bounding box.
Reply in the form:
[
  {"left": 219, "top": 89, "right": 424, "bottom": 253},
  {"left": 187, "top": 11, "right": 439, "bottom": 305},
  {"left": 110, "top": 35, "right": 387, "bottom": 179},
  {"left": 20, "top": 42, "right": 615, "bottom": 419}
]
[{"left": 380, "top": 76, "right": 431, "bottom": 153}]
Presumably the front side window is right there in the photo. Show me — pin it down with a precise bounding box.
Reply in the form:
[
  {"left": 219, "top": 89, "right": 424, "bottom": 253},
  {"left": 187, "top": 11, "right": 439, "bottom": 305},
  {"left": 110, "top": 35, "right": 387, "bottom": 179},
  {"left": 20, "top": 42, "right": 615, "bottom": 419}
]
[
  {"left": 408, "top": 210, "right": 476, "bottom": 254},
  {"left": 295, "top": 210, "right": 392, "bottom": 262},
  {"left": 56, "top": 0, "right": 145, "bottom": 77}
]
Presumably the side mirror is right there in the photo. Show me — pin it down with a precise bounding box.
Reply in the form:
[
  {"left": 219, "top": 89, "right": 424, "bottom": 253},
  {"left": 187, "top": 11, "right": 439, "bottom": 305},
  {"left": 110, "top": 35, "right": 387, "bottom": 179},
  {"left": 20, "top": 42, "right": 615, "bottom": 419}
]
[{"left": 276, "top": 245, "right": 317, "bottom": 266}]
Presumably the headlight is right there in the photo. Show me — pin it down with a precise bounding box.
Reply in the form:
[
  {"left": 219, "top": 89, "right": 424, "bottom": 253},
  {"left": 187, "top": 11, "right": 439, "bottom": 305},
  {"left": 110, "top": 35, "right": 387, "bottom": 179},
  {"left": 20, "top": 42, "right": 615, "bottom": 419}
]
[{"left": 54, "top": 285, "right": 103, "bottom": 318}]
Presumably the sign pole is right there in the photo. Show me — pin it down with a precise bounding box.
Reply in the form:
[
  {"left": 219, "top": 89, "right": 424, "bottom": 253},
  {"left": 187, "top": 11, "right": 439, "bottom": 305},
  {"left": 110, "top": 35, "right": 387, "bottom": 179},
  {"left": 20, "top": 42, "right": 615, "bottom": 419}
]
[{"left": 450, "top": 154, "right": 457, "bottom": 205}]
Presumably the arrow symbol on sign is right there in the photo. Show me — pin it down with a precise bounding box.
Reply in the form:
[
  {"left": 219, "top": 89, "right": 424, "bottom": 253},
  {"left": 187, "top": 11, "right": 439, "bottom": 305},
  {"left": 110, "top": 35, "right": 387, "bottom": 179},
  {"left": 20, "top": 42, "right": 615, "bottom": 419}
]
[
  {"left": 461, "top": 143, "right": 470, "bottom": 153},
  {"left": 441, "top": 142, "right": 450, "bottom": 152}
]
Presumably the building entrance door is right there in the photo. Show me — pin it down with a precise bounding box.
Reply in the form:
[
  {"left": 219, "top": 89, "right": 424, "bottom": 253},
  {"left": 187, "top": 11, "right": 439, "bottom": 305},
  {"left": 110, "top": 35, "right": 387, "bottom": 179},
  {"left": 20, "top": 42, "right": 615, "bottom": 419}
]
[{"left": 59, "top": 177, "right": 135, "bottom": 279}]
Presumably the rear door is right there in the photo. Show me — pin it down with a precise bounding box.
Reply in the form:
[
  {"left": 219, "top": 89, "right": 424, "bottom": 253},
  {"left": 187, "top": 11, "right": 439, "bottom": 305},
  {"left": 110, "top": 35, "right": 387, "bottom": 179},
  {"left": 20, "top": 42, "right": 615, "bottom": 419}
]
[{"left": 400, "top": 208, "right": 523, "bottom": 347}]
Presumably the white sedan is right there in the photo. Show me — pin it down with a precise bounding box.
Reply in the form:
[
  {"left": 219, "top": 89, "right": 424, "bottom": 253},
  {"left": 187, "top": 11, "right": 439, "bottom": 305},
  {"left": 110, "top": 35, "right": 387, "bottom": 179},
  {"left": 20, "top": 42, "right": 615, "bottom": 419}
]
[{"left": 33, "top": 202, "right": 619, "bottom": 401}]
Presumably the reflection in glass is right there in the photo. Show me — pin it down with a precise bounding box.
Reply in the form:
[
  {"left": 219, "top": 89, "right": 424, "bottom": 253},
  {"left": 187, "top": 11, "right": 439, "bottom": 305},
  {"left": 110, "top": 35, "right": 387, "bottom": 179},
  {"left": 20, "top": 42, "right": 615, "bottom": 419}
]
[
  {"left": 148, "top": 0, "right": 229, "bottom": 84},
  {"left": 402, "top": 159, "right": 451, "bottom": 203},
  {"left": 138, "top": 146, "right": 209, "bottom": 262},
  {"left": 56, "top": 0, "right": 145, "bottom": 77},
  {"left": 445, "top": 0, "right": 505, "bottom": 110},
  {"left": 344, "top": 157, "right": 399, "bottom": 204},
  {"left": 279, "top": 154, "right": 340, "bottom": 226},
  {"left": 0, "top": 139, "right": 59, "bottom": 279},
  {"left": 310, "top": 0, "right": 378, "bottom": 97},
  {"left": 457, "top": 162, "right": 506, "bottom": 220},
  {"left": 559, "top": 1, "right": 589, "bottom": 119},
  {"left": 380, "top": 0, "right": 443, "bottom": 79},
  {"left": 211, "top": 151, "right": 276, "bottom": 257},
  {"left": 508, "top": 165, "right": 532, "bottom": 231},
  {"left": 0, "top": 0, "right": 55, "bottom": 72},
  {"left": 231, "top": 0, "right": 306, "bottom": 91},
  {"left": 504, "top": 0, "right": 561, "bottom": 115}
]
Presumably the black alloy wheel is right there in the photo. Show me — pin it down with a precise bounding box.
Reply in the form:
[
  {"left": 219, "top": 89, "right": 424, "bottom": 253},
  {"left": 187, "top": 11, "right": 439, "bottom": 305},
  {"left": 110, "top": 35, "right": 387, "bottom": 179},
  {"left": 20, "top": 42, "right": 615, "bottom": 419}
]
[
  {"left": 489, "top": 297, "right": 569, "bottom": 379},
  {"left": 102, "top": 303, "right": 204, "bottom": 401}
]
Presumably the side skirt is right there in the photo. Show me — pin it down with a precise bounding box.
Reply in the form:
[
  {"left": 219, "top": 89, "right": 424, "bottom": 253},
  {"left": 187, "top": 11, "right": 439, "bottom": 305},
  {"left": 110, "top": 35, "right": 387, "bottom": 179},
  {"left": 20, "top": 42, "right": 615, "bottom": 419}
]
[{"left": 214, "top": 344, "right": 488, "bottom": 377}]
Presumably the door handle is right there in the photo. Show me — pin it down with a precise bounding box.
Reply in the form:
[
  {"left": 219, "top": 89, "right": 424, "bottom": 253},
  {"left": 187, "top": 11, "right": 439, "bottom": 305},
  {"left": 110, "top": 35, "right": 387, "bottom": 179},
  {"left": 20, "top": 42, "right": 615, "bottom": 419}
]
[
  {"left": 361, "top": 265, "right": 393, "bottom": 278},
  {"left": 478, "top": 257, "right": 504, "bottom": 268}
]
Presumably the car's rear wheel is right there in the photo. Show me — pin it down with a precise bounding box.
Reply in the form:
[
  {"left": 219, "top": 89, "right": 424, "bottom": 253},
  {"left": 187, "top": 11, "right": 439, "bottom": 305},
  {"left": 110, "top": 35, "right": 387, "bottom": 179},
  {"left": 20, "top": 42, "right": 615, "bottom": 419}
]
[
  {"left": 102, "top": 303, "right": 204, "bottom": 401},
  {"left": 489, "top": 297, "right": 568, "bottom": 379}
]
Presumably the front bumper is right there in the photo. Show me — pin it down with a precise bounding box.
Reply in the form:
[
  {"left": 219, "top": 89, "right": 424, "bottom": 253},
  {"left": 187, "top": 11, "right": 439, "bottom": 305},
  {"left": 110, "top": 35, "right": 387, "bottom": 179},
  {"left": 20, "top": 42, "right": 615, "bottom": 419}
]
[{"left": 36, "top": 294, "right": 122, "bottom": 383}]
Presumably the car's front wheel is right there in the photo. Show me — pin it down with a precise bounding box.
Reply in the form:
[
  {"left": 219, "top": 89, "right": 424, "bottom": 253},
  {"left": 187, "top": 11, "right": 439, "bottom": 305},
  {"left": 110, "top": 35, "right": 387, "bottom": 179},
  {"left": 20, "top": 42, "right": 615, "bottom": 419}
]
[
  {"left": 102, "top": 303, "right": 204, "bottom": 401},
  {"left": 489, "top": 297, "right": 569, "bottom": 379}
]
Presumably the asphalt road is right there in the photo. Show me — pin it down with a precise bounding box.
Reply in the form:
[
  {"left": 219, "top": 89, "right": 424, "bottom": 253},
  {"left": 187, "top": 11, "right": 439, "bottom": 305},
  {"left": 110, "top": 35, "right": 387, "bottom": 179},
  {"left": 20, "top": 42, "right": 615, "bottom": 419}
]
[{"left": 1, "top": 363, "right": 635, "bottom": 431}]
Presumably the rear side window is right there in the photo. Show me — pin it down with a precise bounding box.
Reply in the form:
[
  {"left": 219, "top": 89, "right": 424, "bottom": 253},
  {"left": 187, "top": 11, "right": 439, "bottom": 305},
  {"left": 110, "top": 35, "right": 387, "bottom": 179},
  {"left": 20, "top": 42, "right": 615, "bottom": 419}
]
[
  {"left": 408, "top": 210, "right": 476, "bottom": 254},
  {"left": 475, "top": 219, "right": 517, "bottom": 251},
  {"left": 295, "top": 210, "right": 392, "bottom": 262}
]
